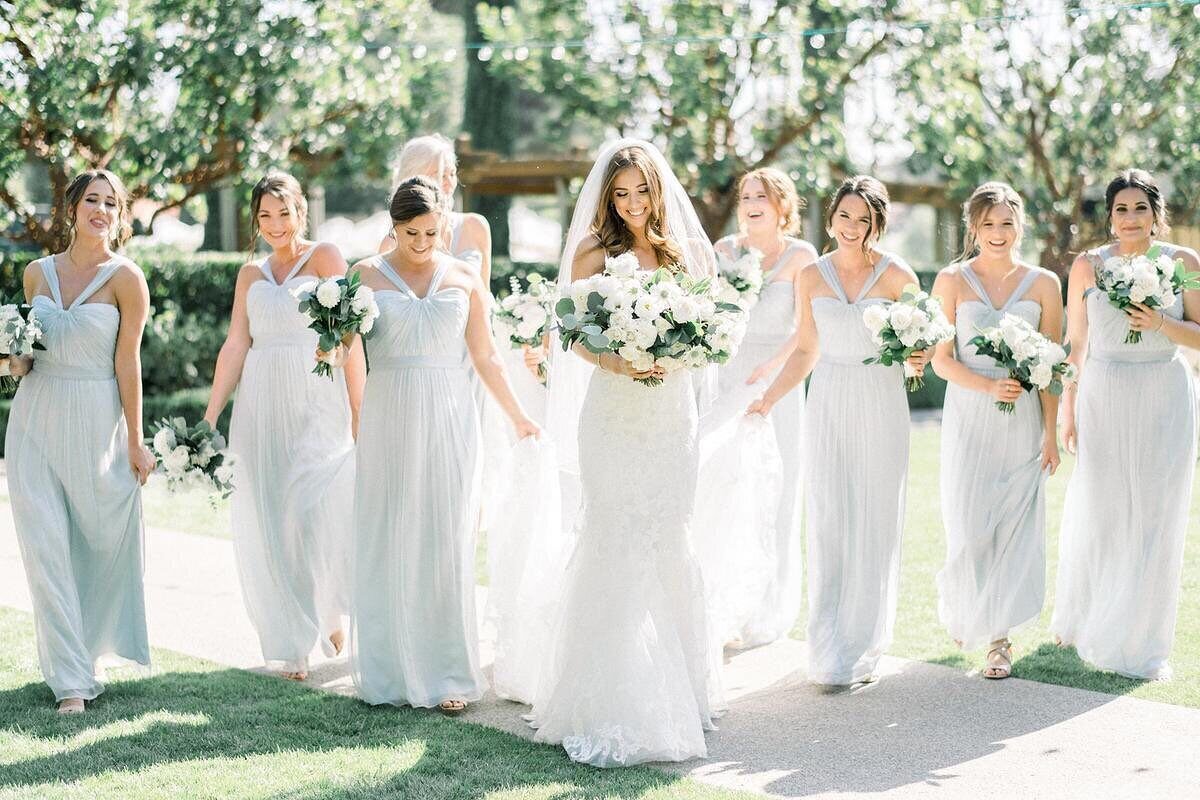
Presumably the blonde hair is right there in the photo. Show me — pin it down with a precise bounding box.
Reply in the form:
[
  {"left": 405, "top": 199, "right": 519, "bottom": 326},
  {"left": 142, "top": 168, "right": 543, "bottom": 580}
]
[
  {"left": 393, "top": 134, "right": 455, "bottom": 211},
  {"left": 739, "top": 168, "right": 803, "bottom": 235},
  {"left": 591, "top": 145, "right": 684, "bottom": 269},
  {"left": 959, "top": 181, "right": 1025, "bottom": 261},
  {"left": 58, "top": 169, "right": 133, "bottom": 251},
  {"left": 249, "top": 171, "right": 308, "bottom": 254}
]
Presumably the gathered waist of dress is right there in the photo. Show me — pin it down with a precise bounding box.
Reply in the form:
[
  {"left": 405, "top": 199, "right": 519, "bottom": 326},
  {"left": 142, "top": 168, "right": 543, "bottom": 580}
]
[
  {"left": 959, "top": 361, "right": 1010, "bottom": 379},
  {"left": 1089, "top": 347, "right": 1179, "bottom": 365},
  {"left": 370, "top": 354, "right": 465, "bottom": 371},
  {"left": 31, "top": 361, "right": 115, "bottom": 381},
  {"left": 251, "top": 335, "right": 310, "bottom": 351},
  {"left": 816, "top": 353, "right": 878, "bottom": 368}
]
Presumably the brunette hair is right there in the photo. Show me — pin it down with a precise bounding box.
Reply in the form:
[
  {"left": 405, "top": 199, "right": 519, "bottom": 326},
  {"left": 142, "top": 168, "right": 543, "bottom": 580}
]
[
  {"left": 389, "top": 176, "right": 445, "bottom": 225},
  {"left": 1105, "top": 168, "right": 1169, "bottom": 237},
  {"left": 959, "top": 181, "right": 1025, "bottom": 261},
  {"left": 58, "top": 169, "right": 133, "bottom": 251},
  {"left": 592, "top": 145, "right": 684, "bottom": 269},
  {"left": 739, "top": 168, "right": 803, "bottom": 235},
  {"left": 249, "top": 171, "right": 308, "bottom": 253},
  {"left": 825, "top": 175, "right": 889, "bottom": 252}
]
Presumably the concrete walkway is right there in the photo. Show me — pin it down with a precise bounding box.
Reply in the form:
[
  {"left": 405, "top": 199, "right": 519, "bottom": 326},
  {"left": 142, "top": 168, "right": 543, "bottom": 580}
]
[{"left": 2, "top": 517, "right": 1199, "bottom": 799}]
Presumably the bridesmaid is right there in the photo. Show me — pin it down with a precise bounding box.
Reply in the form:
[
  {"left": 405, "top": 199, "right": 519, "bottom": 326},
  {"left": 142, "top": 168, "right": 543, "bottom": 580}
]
[
  {"left": 709, "top": 168, "right": 817, "bottom": 647},
  {"left": 1052, "top": 169, "right": 1200, "bottom": 680},
  {"left": 930, "top": 182, "right": 1063, "bottom": 679},
  {"left": 347, "top": 177, "right": 538, "bottom": 713},
  {"left": 377, "top": 134, "right": 492, "bottom": 285},
  {"left": 204, "top": 172, "right": 364, "bottom": 681},
  {"left": 748, "top": 176, "right": 929, "bottom": 686},
  {"left": 5, "top": 169, "right": 155, "bottom": 713}
]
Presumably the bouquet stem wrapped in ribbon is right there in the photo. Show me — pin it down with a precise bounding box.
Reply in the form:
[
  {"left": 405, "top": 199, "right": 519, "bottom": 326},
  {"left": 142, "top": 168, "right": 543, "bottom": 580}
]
[
  {"left": 862, "top": 284, "right": 955, "bottom": 392},
  {"left": 968, "top": 313, "right": 1076, "bottom": 413},
  {"left": 555, "top": 252, "right": 747, "bottom": 387}
]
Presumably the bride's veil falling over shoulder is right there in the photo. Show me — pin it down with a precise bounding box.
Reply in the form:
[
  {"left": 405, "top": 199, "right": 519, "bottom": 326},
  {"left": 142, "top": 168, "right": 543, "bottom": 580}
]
[{"left": 545, "top": 138, "right": 718, "bottom": 476}]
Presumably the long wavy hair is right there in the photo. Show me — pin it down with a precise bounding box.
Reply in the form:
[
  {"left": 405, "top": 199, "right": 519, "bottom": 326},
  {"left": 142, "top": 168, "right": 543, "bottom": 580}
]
[
  {"left": 591, "top": 145, "right": 684, "bottom": 269},
  {"left": 739, "top": 167, "right": 803, "bottom": 236},
  {"left": 958, "top": 181, "right": 1026, "bottom": 261},
  {"left": 248, "top": 171, "right": 308, "bottom": 258},
  {"left": 824, "top": 175, "right": 889, "bottom": 254},
  {"left": 57, "top": 169, "right": 133, "bottom": 252}
]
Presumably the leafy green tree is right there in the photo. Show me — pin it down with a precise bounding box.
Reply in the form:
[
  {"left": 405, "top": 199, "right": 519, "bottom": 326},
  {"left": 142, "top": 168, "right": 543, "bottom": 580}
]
[
  {"left": 896, "top": 0, "right": 1200, "bottom": 272},
  {"left": 0, "top": 0, "right": 447, "bottom": 250},
  {"left": 476, "top": 0, "right": 918, "bottom": 236}
]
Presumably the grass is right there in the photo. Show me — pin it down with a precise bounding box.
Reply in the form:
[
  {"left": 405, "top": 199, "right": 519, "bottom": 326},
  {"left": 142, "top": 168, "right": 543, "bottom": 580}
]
[{"left": 0, "top": 608, "right": 756, "bottom": 800}]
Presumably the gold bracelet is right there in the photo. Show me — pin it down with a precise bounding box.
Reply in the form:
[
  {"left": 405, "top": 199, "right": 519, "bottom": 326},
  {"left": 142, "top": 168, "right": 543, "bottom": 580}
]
[{"left": 595, "top": 351, "right": 603, "bottom": 369}]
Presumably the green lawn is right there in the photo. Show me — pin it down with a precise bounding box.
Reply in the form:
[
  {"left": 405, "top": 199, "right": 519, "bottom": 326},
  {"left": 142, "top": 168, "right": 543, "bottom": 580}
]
[{"left": 0, "top": 608, "right": 755, "bottom": 800}]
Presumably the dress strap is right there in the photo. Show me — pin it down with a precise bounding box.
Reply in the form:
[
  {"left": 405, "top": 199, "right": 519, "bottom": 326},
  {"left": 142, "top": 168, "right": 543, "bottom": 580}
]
[
  {"left": 1000, "top": 269, "right": 1042, "bottom": 313},
  {"left": 448, "top": 214, "right": 465, "bottom": 254},
  {"left": 958, "top": 263, "right": 995, "bottom": 309},
  {"left": 40, "top": 256, "right": 64, "bottom": 308},
  {"left": 853, "top": 254, "right": 892, "bottom": 303},
  {"left": 815, "top": 255, "right": 849, "bottom": 303},
  {"left": 372, "top": 255, "right": 413, "bottom": 295},
  {"left": 263, "top": 245, "right": 319, "bottom": 285},
  {"left": 425, "top": 257, "right": 451, "bottom": 297},
  {"left": 764, "top": 239, "right": 804, "bottom": 282}
]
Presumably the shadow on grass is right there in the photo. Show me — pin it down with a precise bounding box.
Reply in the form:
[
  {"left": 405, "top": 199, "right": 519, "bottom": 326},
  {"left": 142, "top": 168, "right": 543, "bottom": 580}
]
[
  {"left": 1012, "top": 643, "right": 1147, "bottom": 696},
  {"left": 0, "top": 667, "right": 734, "bottom": 799}
]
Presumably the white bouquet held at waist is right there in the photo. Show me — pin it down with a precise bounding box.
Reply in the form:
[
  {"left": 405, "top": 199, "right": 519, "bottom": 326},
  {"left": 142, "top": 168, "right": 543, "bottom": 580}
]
[
  {"left": 1094, "top": 245, "right": 1200, "bottom": 344},
  {"left": 862, "top": 284, "right": 955, "bottom": 392},
  {"left": 292, "top": 271, "right": 380, "bottom": 378},
  {"left": 0, "top": 298, "right": 45, "bottom": 389},
  {"left": 555, "top": 252, "right": 748, "bottom": 386},
  {"left": 493, "top": 273, "right": 557, "bottom": 383},
  {"left": 968, "top": 314, "right": 1077, "bottom": 414},
  {"left": 715, "top": 248, "right": 764, "bottom": 311},
  {"left": 147, "top": 417, "right": 235, "bottom": 502}
]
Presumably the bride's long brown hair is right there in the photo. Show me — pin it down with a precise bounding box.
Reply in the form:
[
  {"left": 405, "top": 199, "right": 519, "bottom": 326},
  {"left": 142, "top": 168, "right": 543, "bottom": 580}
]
[{"left": 591, "top": 145, "right": 684, "bottom": 269}]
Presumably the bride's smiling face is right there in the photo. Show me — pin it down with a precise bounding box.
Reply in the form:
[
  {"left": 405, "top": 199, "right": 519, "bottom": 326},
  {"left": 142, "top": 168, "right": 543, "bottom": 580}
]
[{"left": 611, "top": 166, "right": 652, "bottom": 233}]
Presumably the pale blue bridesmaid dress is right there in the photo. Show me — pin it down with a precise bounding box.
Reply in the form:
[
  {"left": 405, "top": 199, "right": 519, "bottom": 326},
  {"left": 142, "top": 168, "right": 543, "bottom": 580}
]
[
  {"left": 805, "top": 254, "right": 909, "bottom": 685},
  {"left": 7, "top": 255, "right": 150, "bottom": 701},
  {"left": 350, "top": 254, "right": 487, "bottom": 707},
  {"left": 1052, "top": 243, "right": 1196, "bottom": 680},
  {"left": 229, "top": 245, "right": 355, "bottom": 674},
  {"left": 937, "top": 265, "right": 1047, "bottom": 650}
]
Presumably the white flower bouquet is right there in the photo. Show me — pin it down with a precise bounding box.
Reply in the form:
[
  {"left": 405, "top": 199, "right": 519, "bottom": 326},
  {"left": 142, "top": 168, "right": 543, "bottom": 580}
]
[
  {"left": 862, "top": 284, "right": 955, "bottom": 392},
  {"left": 715, "top": 248, "right": 764, "bottom": 311},
  {"left": 555, "top": 252, "right": 747, "bottom": 386},
  {"left": 968, "top": 313, "right": 1076, "bottom": 413},
  {"left": 0, "top": 298, "right": 45, "bottom": 390},
  {"left": 147, "top": 417, "right": 235, "bottom": 501},
  {"left": 292, "top": 271, "right": 380, "bottom": 378},
  {"left": 1095, "top": 245, "right": 1200, "bottom": 343},
  {"left": 493, "top": 273, "right": 557, "bottom": 383}
]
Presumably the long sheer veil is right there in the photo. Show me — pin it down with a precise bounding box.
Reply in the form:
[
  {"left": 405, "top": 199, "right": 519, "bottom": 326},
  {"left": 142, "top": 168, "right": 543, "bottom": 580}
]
[{"left": 544, "top": 138, "right": 718, "bottom": 476}]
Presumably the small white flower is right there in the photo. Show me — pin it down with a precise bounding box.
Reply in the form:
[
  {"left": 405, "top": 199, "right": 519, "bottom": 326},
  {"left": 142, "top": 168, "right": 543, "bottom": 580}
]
[
  {"left": 1030, "top": 362, "right": 1053, "bottom": 389},
  {"left": 605, "top": 252, "right": 640, "bottom": 278},
  {"left": 164, "top": 445, "right": 192, "bottom": 474},
  {"left": 316, "top": 278, "right": 343, "bottom": 309},
  {"left": 350, "top": 285, "right": 375, "bottom": 312},
  {"left": 214, "top": 464, "right": 235, "bottom": 485},
  {"left": 888, "top": 303, "right": 915, "bottom": 331},
  {"left": 152, "top": 427, "right": 177, "bottom": 456}
]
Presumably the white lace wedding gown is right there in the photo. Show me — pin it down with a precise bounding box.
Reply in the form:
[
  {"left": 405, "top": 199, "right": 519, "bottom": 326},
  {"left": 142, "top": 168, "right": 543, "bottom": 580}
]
[{"left": 529, "top": 366, "right": 723, "bottom": 767}]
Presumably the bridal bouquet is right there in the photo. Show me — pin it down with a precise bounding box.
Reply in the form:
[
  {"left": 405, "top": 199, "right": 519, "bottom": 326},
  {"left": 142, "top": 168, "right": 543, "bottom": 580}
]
[
  {"left": 862, "top": 284, "right": 955, "bottom": 392},
  {"left": 1094, "top": 245, "right": 1200, "bottom": 343},
  {"left": 292, "top": 271, "right": 380, "bottom": 378},
  {"left": 715, "top": 248, "right": 764, "bottom": 311},
  {"left": 493, "top": 273, "right": 556, "bottom": 383},
  {"left": 0, "top": 298, "right": 45, "bottom": 390},
  {"left": 968, "top": 314, "right": 1076, "bottom": 413},
  {"left": 555, "top": 252, "right": 747, "bottom": 386},
  {"left": 148, "top": 417, "right": 235, "bottom": 502}
]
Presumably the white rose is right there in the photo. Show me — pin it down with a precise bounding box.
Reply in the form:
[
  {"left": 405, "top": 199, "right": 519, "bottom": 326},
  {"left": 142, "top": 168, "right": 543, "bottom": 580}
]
[
  {"left": 684, "top": 346, "right": 709, "bottom": 369},
  {"left": 671, "top": 296, "right": 702, "bottom": 322},
  {"left": 605, "top": 252, "right": 640, "bottom": 278},
  {"left": 316, "top": 278, "right": 343, "bottom": 309},
  {"left": 214, "top": 464, "right": 235, "bottom": 485},
  {"left": 152, "top": 427, "right": 177, "bottom": 456},
  {"left": 888, "top": 303, "right": 914, "bottom": 331},
  {"left": 899, "top": 326, "right": 924, "bottom": 348},
  {"left": 862, "top": 304, "right": 889, "bottom": 335},
  {"left": 516, "top": 318, "right": 542, "bottom": 340},
  {"left": 1011, "top": 337, "right": 1039, "bottom": 362},
  {"left": 350, "top": 285, "right": 375, "bottom": 312},
  {"left": 1029, "top": 362, "right": 1053, "bottom": 389},
  {"left": 191, "top": 441, "right": 216, "bottom": 467},
  {"left": 1041, "top": 342, "right": 1067, "bottom": 364},
  {"left": 164, "top": 445, "right": 192, "bottom": 474}
]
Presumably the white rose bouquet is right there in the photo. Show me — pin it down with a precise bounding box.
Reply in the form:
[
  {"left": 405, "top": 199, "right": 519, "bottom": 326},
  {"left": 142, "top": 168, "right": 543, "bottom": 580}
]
[
  {"left": 555, "top": 252, "right": 747, "bottom": 386},
  {"left": 715, "top": 248, "right": 764, "bottom": 311},
  {"left": 968, "top": 314, "right": 1077, "bottom": 413},
  {"left": 1095, "top": 245, "right": 1200, "bottom": 343},
  {"left": 147, "top": 417, "right": 235, "bottom": 502},
  {"left": 292, "top": 271, "right": 380, "bottom": 378},
  {"left": 0, "top": 297, "right": 46, "bottom": 390},
  {"left": 493, "top": 273, "right": 557, "bottom": 383},
  {"left": 862, "top": 284, "right": 955, "bottom": 392}
]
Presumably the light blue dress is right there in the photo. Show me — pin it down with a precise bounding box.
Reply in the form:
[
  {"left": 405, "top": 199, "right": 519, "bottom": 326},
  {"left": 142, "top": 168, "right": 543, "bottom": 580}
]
[
  {"left": 229, "top": 245, "right": 355, "bottom": 673},
  {"left": 703, "top": 236, "right": 805, "bottom": 646},
  {"left": 350, "top": 254, "right": 487, "bottom": 707},
  {"left": 805, "top": 254, "right": 909, "bottom": 685},
  {"left": 1052, "top": 243, "right": 1196, "bottom": 680},
  {"left": 937, "top": 265, "right": 1047, "bottom": 650},
  {"left": 6, "top": 255, "right": 150, "bottom": 701}
]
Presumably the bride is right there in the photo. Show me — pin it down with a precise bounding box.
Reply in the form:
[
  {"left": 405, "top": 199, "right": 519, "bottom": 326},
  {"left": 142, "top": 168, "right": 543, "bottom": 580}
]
[{"left": 527, "top": 139, "right": 724, "bottom": 767}]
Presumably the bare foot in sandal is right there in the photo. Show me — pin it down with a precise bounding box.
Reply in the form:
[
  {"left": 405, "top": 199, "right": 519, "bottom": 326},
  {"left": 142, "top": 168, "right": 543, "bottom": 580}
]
[
  {"left": 983, "top": 639, "right": 1013, "bottom": 679},
  {"left": 281, "top": 670, "right": 308, "bottom": 682},
  {"left": 438, "top": 699, "right": 467, "bottom": 715},
  {"left": 57, "top": 698, "right": 85, "bottom": 715}
]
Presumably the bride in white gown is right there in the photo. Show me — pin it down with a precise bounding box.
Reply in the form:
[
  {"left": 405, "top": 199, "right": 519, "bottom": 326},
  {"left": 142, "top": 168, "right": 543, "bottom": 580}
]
[{"left": 528, "top": 139, "right": 724, "bottom": 768}]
